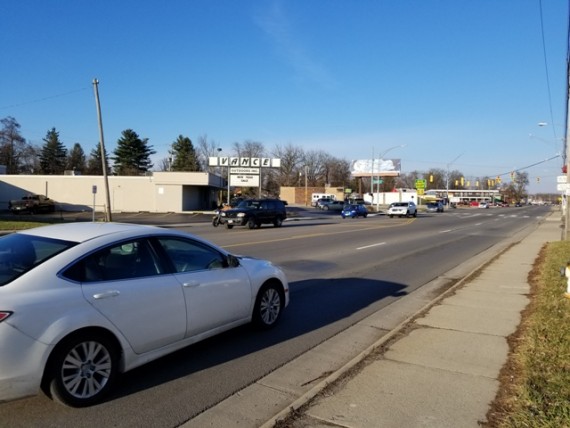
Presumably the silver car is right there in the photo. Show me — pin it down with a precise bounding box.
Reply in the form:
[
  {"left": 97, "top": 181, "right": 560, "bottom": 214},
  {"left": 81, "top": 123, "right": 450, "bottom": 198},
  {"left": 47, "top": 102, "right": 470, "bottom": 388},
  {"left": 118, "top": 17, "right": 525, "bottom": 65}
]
[
  {"left": 0, "top": 223, "right": 289, "bottom": 407},
  {"left": 426, "top": 202, "right": 444, "bottom": 213}
]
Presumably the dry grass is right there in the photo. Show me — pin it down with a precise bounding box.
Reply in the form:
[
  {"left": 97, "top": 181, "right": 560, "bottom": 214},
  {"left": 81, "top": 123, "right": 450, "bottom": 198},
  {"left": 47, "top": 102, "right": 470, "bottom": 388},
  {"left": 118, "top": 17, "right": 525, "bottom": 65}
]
[{"left": 486, "top": 240, "right": 570, "bottom": 427}]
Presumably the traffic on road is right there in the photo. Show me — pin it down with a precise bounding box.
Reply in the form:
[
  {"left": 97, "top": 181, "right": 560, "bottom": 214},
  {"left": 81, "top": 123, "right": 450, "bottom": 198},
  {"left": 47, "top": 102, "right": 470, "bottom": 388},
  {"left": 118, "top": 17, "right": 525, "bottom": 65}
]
[{"left": 0, "top": 204, "right": 551, "bottom": 427}]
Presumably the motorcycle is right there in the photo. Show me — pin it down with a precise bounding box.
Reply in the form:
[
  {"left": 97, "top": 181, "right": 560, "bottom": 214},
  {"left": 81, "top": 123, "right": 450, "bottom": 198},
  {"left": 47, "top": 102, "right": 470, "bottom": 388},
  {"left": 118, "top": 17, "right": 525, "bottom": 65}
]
[{"left": 212, "top": 210, "right": 221, "bottom": 227}]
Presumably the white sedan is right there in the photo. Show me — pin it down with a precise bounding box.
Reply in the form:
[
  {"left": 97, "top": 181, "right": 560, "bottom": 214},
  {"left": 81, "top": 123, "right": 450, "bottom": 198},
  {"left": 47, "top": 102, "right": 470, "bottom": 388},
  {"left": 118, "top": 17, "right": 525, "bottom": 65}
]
[{"left": 0, "top": 222, "right": 289, "bottom": 407}]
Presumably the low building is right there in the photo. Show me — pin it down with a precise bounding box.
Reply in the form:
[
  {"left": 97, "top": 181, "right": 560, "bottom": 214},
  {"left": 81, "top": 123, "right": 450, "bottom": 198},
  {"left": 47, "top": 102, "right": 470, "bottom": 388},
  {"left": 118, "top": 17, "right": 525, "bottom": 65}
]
[{"left": 0, "top": 172, "right": 226, "bottom": 213}]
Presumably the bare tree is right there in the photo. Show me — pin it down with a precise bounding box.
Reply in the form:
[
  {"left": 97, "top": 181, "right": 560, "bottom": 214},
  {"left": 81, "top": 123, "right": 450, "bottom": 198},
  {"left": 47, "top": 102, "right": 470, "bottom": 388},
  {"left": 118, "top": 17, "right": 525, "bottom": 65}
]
[
  {"left": 232, "top": 140, "right": 265, "bottom": 158},
  {"left": 301, "top": 150, "right": 331, "bottom": 186},
  {"left": 0, "top": 116, "right": 28, "bottom": 174},
  {"left": 448, "top": 169, "right": 465, "bottom": 189},
  {"left": 272, "top": 143, "right": 304, "bottom": 186},
  {"left": 196, "top": 134, "right": 222, "bottom": 172},
  {"left": 324, "top": 157, "right": 352, "bottom": 187},
  {"left": 397, "top": 171, "right": 422, "bottom": 189},
  {"left": 425, "top": 168, "right": 446, "bottom": 189},
  {"left": 157, "top": 157, "right": 171, "bottom": 172},
  {"left": 19, "top": 143, "right": 40, "bottom": 174}
]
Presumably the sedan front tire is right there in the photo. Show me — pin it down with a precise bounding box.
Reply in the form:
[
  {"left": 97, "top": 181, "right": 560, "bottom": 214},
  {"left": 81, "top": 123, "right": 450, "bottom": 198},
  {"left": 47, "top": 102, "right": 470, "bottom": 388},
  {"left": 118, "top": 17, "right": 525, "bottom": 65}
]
[{"left": 253, "top": 282, "right": 284, "bottom": 329}]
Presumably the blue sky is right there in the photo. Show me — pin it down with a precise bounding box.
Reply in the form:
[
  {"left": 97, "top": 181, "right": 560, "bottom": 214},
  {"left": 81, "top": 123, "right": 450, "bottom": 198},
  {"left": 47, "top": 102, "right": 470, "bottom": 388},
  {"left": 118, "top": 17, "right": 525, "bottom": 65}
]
[{"left": 1, "top": 0, "right": 568, "bottom": 194}]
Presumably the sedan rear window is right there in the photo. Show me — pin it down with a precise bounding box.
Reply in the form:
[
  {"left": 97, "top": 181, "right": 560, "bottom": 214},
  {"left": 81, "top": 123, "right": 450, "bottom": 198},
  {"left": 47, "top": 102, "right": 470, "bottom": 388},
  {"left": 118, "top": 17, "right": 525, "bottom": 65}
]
[{"left": 0, "top": 233, "right": 76, "bottom": 286}]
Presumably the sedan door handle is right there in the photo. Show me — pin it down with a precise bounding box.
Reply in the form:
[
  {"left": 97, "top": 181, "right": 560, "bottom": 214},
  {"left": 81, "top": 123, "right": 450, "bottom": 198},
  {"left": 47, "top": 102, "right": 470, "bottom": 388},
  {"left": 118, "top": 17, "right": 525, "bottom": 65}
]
[
  {"left": 93, "top": 290, "right": 120, "bottom": 299},
  {"left": 182, "top": 281, "right": 200, "bottom": 288}
]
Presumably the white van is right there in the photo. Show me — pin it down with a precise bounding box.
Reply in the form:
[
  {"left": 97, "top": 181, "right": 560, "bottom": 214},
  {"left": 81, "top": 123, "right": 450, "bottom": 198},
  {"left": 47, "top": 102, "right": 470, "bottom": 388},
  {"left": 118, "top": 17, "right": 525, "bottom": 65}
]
[{"left": 311, "top": 193, "right": 336, "bottom": 207}]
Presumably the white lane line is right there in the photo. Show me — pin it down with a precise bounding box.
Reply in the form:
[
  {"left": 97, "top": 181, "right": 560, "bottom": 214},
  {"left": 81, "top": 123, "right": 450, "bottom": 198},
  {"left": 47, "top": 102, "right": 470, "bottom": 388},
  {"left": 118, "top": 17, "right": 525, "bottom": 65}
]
[{"left": 357, "top": 242, "right": 386, "bottom": 250}]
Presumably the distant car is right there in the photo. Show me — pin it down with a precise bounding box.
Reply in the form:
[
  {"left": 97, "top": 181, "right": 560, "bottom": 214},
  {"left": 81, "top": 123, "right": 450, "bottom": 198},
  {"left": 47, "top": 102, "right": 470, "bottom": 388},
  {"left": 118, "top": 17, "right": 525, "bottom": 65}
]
[
  {"left": 9, "top": 194, "right": 56, "bottom": 214},
  {"left": 219, "top": 199, "right": 287, "bottom": 229},
  {"left": 316, "top": 197, "right": 334, "bottom": 209},
  {"left": 514, "top": 202, "right": 523, "bottom": 207},
  {"left": 479, "top": 202, "right": 489, "bottom": 209},
  {"left": 347, "top": 198, "right": 367, "bottom": 205},
  {"left": 387, "top": 201, "right": 417, "bottom": 218},
  {"left": 0, "top": 223, "right": 289, "bottom": 407},
  {"left": 321, "top": 200, "right": 345, "bottom": 211},
  {"left": 426, "top": 202, "right": 444, "bottom": 213},
  {"left": 341, "top": 204, "right": 368, "bottom": 219},
  {"left": 469, "top": 201, "right": 479, "bottom": 207}
]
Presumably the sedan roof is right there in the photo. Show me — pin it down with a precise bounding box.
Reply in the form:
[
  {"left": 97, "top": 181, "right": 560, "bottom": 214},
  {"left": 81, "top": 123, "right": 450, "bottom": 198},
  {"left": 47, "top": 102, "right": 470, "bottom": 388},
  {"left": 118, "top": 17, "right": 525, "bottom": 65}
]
[{"left": 17, "top": 222, "right": 163, "bottom": 243}]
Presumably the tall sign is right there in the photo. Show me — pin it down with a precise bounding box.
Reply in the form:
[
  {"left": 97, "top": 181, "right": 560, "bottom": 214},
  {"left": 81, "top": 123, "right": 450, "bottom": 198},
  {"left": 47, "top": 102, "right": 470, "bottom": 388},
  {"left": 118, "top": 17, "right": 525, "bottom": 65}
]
[{"left": 208, "top": 157, "right": 281, "bottom": 199}]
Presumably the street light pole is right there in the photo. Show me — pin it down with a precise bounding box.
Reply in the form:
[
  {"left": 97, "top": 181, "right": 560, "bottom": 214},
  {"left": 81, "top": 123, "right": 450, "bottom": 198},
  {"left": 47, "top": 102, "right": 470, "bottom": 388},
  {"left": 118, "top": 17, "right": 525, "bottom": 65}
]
[
  {"left": 446, "top": 153, "right": 463, "bottom": 207},
  {"left": 374, "top": 144, "right": 406, "bottom": 211},
  {"left": 304, "top": 165, "right": 308, "bottom": 206}
]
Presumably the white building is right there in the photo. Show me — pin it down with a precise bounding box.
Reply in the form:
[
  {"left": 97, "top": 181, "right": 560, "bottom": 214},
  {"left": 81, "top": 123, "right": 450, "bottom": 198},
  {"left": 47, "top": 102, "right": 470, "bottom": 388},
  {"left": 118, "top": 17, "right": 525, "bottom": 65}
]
[{"left": 0, "top": 172, "right": 226, "bottom": 213}]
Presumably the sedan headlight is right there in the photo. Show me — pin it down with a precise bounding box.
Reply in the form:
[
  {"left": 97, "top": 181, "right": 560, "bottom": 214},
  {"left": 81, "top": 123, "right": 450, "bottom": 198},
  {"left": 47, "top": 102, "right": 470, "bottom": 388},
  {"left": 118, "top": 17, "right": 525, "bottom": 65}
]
[
  {"left": 220, "top": 212, "right": 227, "bottom": 217},
  {"left": 237, "top": 213, "right": 245, "bottom": 218}
]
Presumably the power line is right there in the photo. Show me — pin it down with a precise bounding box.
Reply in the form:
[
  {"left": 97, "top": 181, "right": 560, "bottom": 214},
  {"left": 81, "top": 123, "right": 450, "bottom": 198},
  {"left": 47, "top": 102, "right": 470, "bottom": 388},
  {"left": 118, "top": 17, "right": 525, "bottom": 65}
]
[
  {"left": 538, "top": 0, "right": 560, "bottom": 146},
  {"left": 496, "top": 154, "right": 561, "bottom": 177},
  {"left": 0, "top": 87, "right": 89, "bottom": 110}
]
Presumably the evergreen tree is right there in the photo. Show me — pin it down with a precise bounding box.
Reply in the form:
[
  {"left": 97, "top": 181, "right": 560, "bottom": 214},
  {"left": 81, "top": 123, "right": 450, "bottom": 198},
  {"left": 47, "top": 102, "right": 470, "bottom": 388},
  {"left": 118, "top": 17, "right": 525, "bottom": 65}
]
[
  {"left": 39, "top": 128, "right": 67, "bottom": 174},
  {"left": 170, "top": 135, "right": 201, "bottom": 171},
  {"left": 86, "top": 144, "right": 111, "bottom": 175},
  {"left": 0, "top": 116, "right": 27, "bottom": 174},
  {"left": 112, "top": 129, "right": 156, "bottom": 175},
  {"left": 66, "top": 143, "right": 87, "bottom": 173}
]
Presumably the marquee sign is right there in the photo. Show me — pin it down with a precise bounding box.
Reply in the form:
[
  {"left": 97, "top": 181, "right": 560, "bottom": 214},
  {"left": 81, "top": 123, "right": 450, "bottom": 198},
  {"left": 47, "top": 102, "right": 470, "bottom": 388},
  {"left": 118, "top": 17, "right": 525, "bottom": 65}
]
[
  {"left": 208, "top": 157, "right": 281, "bottom": 168},
  {"left": 208, "top": 157, "right": 281, "bottom": 188}
]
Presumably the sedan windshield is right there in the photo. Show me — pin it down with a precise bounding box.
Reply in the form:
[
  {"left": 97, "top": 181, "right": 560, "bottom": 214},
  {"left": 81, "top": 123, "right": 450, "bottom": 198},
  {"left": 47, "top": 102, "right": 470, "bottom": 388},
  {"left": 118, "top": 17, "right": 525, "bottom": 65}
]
[{"left": 0, "top": 233, "right": 76, "bottom": 286}]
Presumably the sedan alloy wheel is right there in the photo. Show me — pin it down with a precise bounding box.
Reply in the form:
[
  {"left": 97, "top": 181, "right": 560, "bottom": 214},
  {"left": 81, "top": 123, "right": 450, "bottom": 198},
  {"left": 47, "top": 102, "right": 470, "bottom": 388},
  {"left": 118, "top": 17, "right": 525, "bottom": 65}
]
[
  {"left": 45, "top": 333, "right": 118, "bottom": 407},
  {"left": 253, "top": 283, "right": 283, "bottom": 329}
]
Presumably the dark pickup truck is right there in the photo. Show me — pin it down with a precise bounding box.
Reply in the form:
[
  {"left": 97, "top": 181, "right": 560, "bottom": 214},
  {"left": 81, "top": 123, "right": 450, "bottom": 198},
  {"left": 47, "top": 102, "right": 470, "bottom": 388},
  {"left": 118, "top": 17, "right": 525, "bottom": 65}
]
[{"left": 9, "top": 194, "right": 56, "bottom": 214}]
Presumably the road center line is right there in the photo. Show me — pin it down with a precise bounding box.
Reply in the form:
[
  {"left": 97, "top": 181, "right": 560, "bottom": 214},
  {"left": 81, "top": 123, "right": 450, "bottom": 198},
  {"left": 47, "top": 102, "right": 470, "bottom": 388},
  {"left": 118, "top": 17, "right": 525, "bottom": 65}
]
[{"left": 357, "top": 242, "right": 386, "bottom": 250}]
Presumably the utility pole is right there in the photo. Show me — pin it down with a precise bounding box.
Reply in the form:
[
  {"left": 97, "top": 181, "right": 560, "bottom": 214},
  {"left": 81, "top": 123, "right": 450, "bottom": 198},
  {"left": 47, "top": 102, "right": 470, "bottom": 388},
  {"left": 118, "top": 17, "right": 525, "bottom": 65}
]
[
  {"left": 93, "top": 79, "right": 112, "bottom": 222},
  {"left": 562, "top": 47, "right": 570, "bottom": 241}
]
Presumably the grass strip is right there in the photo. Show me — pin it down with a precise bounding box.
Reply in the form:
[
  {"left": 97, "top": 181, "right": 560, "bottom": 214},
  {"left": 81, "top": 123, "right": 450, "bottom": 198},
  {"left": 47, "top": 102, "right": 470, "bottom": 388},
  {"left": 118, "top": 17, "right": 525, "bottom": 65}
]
[{"left": 489, "top": 240, "right": 570, "bottom": 427}]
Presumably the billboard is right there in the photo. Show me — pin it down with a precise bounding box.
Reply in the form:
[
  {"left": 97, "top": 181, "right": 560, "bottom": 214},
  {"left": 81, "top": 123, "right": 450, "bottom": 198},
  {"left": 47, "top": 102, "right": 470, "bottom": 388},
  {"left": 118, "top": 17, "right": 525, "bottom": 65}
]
[{"left": 350, "top": 159, "right": 401, "bottom": 177}]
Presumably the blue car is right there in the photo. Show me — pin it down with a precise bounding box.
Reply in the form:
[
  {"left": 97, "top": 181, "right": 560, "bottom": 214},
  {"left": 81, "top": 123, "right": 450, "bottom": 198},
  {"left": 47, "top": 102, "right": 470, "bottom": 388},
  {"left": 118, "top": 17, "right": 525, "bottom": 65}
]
[{"left": 341, "top": 204, "right": 368, "bottom": 219}]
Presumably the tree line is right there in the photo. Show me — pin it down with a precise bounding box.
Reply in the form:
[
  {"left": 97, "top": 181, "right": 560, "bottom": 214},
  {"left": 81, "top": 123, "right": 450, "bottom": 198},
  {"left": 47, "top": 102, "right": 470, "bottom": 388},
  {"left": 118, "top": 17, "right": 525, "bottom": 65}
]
[{"left": 0, "top": 115, "right": 530, "bottom": 201}]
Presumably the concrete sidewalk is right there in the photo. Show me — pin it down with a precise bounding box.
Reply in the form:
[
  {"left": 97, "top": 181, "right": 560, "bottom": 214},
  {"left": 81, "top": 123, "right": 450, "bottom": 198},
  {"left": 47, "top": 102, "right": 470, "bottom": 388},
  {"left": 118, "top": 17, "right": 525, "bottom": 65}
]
[{"left": 271, "top": 212, "right": 561, "bottom": 428}]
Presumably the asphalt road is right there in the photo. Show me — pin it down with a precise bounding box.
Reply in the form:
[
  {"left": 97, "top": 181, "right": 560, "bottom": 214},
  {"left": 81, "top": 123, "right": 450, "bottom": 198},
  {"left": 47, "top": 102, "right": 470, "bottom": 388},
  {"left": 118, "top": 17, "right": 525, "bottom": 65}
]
[{"left": 0, "top": 205, "right": 551, "bottom": 427}]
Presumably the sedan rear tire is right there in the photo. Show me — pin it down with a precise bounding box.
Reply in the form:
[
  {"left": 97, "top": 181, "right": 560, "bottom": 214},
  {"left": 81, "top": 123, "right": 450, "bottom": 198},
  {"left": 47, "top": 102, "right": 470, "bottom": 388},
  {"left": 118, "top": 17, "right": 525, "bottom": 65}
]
[{"left": 44, "top": 333, "right": 118, "bottom": 407}]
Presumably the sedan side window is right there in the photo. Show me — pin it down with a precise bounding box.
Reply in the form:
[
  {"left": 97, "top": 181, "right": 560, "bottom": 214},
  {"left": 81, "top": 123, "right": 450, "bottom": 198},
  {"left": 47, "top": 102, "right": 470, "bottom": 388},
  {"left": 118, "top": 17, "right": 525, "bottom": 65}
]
[
  {"left": 156, "top": 238, "right": 226, "bottom": 273},
  {"left": 63, "top": 239, "right": 162, "bottom": 282}
]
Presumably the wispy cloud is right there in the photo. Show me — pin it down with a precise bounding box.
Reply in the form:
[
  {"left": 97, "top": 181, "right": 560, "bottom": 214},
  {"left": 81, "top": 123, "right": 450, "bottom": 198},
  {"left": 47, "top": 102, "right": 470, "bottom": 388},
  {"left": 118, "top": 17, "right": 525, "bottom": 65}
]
[{"left": 253, "top": 1, "right": 337, "bottom": 90}]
